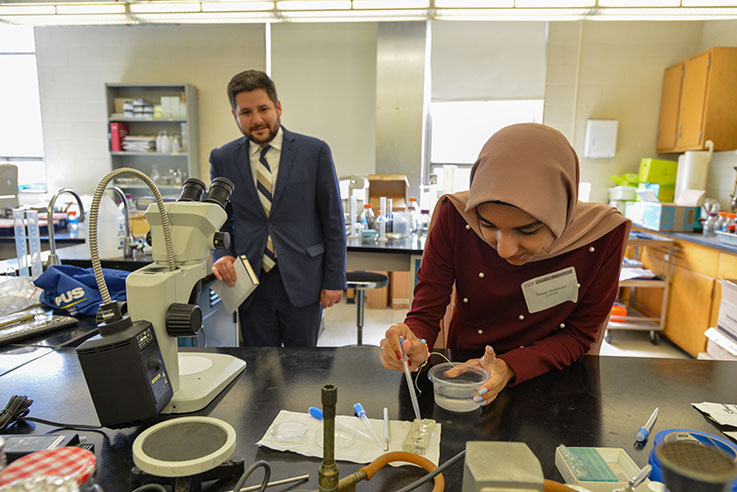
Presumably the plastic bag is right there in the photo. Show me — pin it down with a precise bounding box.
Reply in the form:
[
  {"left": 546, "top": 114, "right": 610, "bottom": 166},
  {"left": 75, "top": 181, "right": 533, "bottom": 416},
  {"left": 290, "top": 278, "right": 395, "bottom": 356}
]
[
  {"left": 0, "top": 276, "right": 42, "bottom": 316},
  {"left": 33, "top": 265, "right": 129, "bottom": 316}
]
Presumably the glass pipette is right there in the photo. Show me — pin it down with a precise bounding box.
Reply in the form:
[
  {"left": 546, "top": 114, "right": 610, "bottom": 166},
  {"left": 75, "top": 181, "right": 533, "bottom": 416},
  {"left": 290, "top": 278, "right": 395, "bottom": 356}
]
[
  {"left": 400, "top": 336, "right": 422, "bottom": 421},
  {"left": 353, "top": 403, "right": 388, "bottom": 450}
]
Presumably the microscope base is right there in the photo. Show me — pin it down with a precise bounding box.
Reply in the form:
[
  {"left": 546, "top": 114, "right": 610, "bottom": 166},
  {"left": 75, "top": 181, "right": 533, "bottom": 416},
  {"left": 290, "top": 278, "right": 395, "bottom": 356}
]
[{"left": 162, "top": 352, "right": 246, "bottom": 414}]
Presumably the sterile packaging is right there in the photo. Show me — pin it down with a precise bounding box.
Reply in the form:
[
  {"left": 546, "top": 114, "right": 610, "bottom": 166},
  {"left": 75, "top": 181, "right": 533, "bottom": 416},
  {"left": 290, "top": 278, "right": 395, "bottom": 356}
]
[{"left": 555, "top": 445, "right": 650, "bottom": 492}]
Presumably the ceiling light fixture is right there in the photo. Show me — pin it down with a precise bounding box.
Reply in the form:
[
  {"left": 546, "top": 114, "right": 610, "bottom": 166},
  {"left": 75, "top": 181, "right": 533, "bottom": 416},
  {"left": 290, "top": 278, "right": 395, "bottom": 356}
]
[
  {"left": 201, "top": 1, "right": 274, "bottom": 11},
  {"left": 353, "top": 0, "right": 430, "bottom": 8},
  {"left": 0, "top": 4, "right": 56, "bottom": 15},
  {"left": 55, "top": 3, "right": 127, "bottom": 14},
  {"left": 434, "top": 7, "right": 587, "bottom": 19},
  {"left": 276, "top": 0, "right": 351, "bottom": 10},
  {"left": 434, "top": 0, "right": 513, "bottom": 6},
  {"left": 516, "top": 0, "right": 594, "bottom": 6},
  {"left": 129, "top": 2, "right": 201, "bottom": 13}
]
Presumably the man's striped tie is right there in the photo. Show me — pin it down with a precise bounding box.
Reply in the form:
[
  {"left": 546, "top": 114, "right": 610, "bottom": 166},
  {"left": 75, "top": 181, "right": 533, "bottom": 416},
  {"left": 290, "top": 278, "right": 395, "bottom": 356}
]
[{"left": 257, "top": 145, "right": 276, "bottom": 272}]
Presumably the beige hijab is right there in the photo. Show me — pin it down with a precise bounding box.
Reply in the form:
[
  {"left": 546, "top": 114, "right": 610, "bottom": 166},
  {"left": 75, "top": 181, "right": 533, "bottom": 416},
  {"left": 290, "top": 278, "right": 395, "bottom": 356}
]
[{"left": 436, "top": 123, "right": 630, "bottom": 262}]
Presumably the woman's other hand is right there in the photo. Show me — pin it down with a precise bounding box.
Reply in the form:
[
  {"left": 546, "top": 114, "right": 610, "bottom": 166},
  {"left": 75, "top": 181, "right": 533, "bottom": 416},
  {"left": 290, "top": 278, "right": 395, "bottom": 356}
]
[
  {"left": 378, "top": 323, "right": 428, "bottom": 371},
  {"left": 447, "top": 346, "right": 515, "bottom": 407}
]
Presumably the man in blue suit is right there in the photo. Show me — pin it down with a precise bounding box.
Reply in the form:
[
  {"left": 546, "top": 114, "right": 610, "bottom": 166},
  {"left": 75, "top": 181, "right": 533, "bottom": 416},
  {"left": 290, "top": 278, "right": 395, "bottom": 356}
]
[{"left": 210, "top": 70, "right": 346, "bottom": 347}]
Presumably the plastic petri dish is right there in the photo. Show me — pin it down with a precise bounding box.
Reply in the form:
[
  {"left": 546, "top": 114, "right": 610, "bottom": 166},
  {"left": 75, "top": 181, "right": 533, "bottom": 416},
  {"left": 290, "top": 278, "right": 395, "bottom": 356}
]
[
  {"left": 428, "top": 362, "right": 489, "bottom": 413},
  {"left": 270, "top": 421, "right": 308, "bottom": 441},
  {"left": 314, "top": 428, "right": 355, "bottom": 449}
]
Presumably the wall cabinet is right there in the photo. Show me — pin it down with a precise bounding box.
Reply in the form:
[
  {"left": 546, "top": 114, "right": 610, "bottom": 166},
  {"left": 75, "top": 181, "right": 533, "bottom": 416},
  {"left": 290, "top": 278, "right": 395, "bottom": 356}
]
[
  {"left": 656, "top": 47, "right": 737, "bottom": 153},
  {"left": 105, "top": 83, "right": 200, "bottom": 196}
]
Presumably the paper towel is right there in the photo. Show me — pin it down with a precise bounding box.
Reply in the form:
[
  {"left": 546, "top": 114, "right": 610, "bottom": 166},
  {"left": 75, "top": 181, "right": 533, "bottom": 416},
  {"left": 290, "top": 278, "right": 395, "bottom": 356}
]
[{"left": 674, "top": 141, "right": 714, "bottom": 203}]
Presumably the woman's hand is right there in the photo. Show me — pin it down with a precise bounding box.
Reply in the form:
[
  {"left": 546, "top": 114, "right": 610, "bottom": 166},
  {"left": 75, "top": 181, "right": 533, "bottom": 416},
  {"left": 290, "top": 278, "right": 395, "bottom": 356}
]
[
  {"left": 378, "top": 323, "right": 428, "bottom": 372},
  {"left": 447, "top": 346, "right": 515, "bottom": 407}
]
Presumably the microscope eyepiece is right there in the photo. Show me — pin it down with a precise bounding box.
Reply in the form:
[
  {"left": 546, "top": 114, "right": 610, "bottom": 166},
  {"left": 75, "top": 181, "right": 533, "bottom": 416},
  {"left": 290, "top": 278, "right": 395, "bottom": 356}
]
[
  {"left": 204, "top": 177, "right": 235, "bottom": 210},
  {"left": 178, "top": 178, "right": 207, "bottom": 202}
]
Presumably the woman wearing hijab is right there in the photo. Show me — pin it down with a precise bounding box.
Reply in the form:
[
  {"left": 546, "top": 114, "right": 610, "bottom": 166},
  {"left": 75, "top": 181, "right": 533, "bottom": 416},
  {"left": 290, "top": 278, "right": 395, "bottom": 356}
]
[{"left": 379, "top": 123, "right": 630, "bottom": 406}]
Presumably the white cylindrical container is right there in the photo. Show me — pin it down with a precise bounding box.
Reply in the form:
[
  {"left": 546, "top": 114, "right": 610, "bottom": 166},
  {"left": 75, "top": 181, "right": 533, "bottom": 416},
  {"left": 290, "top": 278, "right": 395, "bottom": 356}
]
[
  {"left": 87, "top": 195, "right": 125, "bottom": 259},
  {"left": 674, "top": 141, "right": 714, "bottom": 203}
]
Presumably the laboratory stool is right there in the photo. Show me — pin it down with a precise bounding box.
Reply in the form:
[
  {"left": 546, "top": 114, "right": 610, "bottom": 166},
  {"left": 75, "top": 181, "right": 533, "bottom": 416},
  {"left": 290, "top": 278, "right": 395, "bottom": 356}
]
[{"left": 346, "top": 271, "right": 389, "bottom": 346}]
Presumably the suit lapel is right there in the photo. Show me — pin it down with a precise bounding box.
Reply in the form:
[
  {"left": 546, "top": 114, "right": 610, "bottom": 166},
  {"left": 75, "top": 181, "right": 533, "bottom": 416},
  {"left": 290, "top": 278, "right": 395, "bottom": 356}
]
[
  {"left": 235, "top": 138, "right": 266, "bottom": 218},
  {"left": 271, "top": 127, "right": 296, "bottom": 212}
]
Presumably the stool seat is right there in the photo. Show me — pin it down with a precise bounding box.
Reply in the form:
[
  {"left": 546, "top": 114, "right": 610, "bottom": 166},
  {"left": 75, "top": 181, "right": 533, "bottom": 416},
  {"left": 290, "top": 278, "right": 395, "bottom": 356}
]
[
  {"left": 346, "top": 271, "right": 389, "bottom": 290},
  {"left": 346, "top": 271, "right": 389, "bottom": 346}
]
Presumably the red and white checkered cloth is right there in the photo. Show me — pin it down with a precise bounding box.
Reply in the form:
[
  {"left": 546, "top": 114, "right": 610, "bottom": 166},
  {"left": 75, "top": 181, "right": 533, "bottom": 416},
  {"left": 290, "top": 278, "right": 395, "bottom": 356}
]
[{"left": 0, "top": 446, "right": 96, "bottom": 486}]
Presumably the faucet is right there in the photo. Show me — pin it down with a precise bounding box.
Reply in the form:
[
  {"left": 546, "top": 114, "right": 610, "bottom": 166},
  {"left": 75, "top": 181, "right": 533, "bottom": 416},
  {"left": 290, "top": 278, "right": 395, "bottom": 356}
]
[
  {"left": 47, "top": 188, "right": 85, "bottom": 267},
  {"left": 108, "top": 186, "right": 135, "bottom": 258}
]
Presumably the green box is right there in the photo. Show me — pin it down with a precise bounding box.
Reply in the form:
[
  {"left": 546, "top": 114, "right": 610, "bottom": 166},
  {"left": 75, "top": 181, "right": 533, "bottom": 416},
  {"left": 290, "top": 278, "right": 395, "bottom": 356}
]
[{"left": 638, "top": 158, "right": 677, "bottom": 185}]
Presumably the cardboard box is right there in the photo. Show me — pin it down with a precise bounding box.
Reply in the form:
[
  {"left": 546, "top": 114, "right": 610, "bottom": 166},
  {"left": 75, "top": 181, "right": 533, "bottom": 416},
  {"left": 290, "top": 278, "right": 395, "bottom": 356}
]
[
  {"left": 638, "top": 158, "right": 677, "bottom": 185},
  {"left": 368, "top": 174, "right": 409, "bottom": 211},
  {"left": 704, "top": 327, "right": 737, "bottom": 360},
  {"left": 366, "top": 270, "right": 389, "bottom": 309},
  {"left": 114, "top": 97, "right": 134, "bottom": 114},
  {"left": 390, "top": 271, "right": 411, "bottom": 310},
  {"left": 631, "top": 188, "right": 700, "bottom": 232},
  {"left": 717, "top": 279, "right": 737, "bottom": 338}
]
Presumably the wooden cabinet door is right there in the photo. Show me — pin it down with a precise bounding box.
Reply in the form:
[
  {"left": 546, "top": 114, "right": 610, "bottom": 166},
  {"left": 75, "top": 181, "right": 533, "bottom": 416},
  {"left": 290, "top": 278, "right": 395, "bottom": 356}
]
[
  {"left": 665, "top": 264, "right": 714, "bottom": 357},
  {"left": 677, "top": 52, "right": 711, "bottom": 149},
  {"left": 657, "top": 63, "right": 683, "bottom": 152}
]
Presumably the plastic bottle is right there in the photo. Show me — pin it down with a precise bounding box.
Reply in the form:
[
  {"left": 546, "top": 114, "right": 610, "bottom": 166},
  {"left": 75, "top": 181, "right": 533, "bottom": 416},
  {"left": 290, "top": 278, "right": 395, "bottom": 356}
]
[
  {"left": 171, "top": 134, "right": 181, "bottom": 154},
  {"left": 408, "top": 197, "right": 420, "bottom": 234},
  {"left": 360, "top": 204, "right": 375, "bottom": 230},
  {"left": 418, "top": 209, "right": 430, "bottom": 236},
  {"left": 702, "top": 212, "right": 718, "bottom": 238},
  {"left": 376, "top": 197, "right": 387, "bottom": 241},
  {"left": 87, "top": 194, "right": 126, "bottom": 259},
  {"left": 727, "top": 213, "right": 736, "bottom": 230},
  {"left": 716, "top": 211, "right": 730, "bottom": 232}
]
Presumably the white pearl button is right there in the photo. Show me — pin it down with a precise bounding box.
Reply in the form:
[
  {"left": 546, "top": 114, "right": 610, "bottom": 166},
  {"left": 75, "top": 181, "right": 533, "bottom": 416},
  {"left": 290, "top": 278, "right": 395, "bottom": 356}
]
[
  {"left": 479, "top": 272, "right": 485, "bottom": 278},
  {"left": 465, "top": 224, "right": 471, "bottom": 230},
  {"left": 559, "top": 323, "right": 565, "bottom": 328},
  {"left": 519, "top": 314, "right": 525, "bottom": 321},
  {"left": 588, "top": 246, "right": 595, "bottom": 253},
  {"left": 463, "top": 297, "right": 469, "bottom": 303},
  {"left": 577, "top": 283, "right": 581, "bottom": 288},
  {"left": 477, "top": 329, "right": 483, "bottom": 335}
]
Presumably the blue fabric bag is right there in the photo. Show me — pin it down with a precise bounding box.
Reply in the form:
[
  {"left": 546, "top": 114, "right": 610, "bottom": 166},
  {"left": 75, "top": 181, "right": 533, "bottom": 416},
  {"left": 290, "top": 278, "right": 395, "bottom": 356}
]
[{"left": 34, "top": 265, "right": 129, "bottom": 316}]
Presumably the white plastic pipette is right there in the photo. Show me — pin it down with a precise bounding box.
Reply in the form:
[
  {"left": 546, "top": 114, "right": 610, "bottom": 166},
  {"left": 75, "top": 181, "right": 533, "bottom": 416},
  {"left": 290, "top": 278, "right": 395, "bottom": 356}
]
[
  {"left": 400, "top": 337, "right": 422, "bottom": 421},
  {"left": 353, "top": 403, "right": 388, "bottom": 450}
]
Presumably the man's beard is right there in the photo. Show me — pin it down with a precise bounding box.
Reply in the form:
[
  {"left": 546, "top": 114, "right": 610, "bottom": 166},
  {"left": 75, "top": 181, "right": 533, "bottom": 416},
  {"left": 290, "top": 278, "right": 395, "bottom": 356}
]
[{"left": 247, "top": 118, "right": 279, "bottom": 145}]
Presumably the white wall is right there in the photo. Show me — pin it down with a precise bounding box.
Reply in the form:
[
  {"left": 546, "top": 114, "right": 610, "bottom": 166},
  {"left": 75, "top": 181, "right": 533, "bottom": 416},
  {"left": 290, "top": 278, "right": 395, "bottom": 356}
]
[
  {"left": 271, "top": 23, "right": 377, "bottom": 178},
  {"left": 544, "top": 21, "right": 704, "bottom": 204},
  {"left": 35, "top": 25, "right": 265, "bottom": 194},
  {"left": 432, "top": 21, "right": 546, "bottom": 101},
  {"left": 702, "top": 20, "right": 737, "bottom": 210}
]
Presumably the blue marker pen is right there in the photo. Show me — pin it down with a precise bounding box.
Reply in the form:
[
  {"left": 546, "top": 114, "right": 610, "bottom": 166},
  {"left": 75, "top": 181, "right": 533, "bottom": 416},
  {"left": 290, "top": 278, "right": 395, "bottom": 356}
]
[{"left": 635, "top": 408, "right": 659, "bottom": 443}]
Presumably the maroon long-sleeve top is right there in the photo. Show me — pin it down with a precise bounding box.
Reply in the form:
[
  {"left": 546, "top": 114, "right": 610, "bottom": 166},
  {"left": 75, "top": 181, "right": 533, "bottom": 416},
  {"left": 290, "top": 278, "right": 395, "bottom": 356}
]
[{"left": 405, "top": 200, "right": 627, "bottom": 385}]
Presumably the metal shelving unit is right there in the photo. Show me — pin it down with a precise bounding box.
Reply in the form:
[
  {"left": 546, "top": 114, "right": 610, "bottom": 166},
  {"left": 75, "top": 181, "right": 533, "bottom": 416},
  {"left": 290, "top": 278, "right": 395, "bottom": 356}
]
[
  {"left": 105, "top": 83, "right": 199, "bottom": 197},
  {"left": 605, "top": 232, "right": 675, "bottom": 345}
]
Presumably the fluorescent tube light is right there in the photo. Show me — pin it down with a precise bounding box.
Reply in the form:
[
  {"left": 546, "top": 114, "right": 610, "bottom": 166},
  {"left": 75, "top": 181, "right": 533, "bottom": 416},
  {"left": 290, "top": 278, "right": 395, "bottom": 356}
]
[
  {"left": 276, "top": 0, "right": 351, "bottom": 9},
  {"left": 56, "top": 4, "right": 127, "bottom": 14},
  {"left": 597, "top": 0, "right": 679, "bottom": 5},
  {"left": 590, "top": 6, "right": 737, "bottom": 17},
  {"left": 353, "top": 0, "right": 429, "bottom": 8},
  {"left": 281, "top": 7, "right": 427, "bottom": 19},
  {"left": 434, "top": 0, "right": 512, "bottom": 6},
  {"left": 201, "top": 1, "right": 274, "bottom": 11},
  {"left": 0, "top": 13, "right": 130, "bottom": 24},
  {"left": 682, "top": 0, "right": 737, "bottom": 5},
  {"left": 0, "top": 4, "right": 56, "bottom": 15},
  {"left": 129, "top": 2, "right": 201, "bottom": 13},
  {"left": 515, "top": 0, "right": 594, "bottom": 6},
  {"left": 134, "top": 10, "right": 273, "bottom": 20},
  {"left": 434, "top": 7, "right": 586, "bottom": 19}
]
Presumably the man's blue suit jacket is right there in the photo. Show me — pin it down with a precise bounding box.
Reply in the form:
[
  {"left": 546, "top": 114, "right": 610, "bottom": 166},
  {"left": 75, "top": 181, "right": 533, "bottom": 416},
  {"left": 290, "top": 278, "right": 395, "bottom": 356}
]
[{"left": 209, "top": 127, "right": 346, "bottom": 308}]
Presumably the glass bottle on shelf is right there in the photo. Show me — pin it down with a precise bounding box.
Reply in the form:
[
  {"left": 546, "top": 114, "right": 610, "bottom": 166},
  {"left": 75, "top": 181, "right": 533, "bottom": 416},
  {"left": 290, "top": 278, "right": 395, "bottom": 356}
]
[{"left": 151, "top": 164, "right": 161, "bottom": 184}]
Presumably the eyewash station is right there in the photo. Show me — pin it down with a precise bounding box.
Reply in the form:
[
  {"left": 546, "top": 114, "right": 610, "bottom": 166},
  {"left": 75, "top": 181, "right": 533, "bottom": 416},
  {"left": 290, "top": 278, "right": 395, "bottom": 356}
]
[{"left": 1, "top": 172, "right": 737, "bottom": 492}]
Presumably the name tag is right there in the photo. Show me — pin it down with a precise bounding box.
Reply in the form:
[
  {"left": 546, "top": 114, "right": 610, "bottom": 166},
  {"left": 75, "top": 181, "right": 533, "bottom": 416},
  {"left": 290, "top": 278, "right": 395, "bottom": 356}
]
[{"left": 520, "top": 266, "right": 579, "bottom": 314}]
